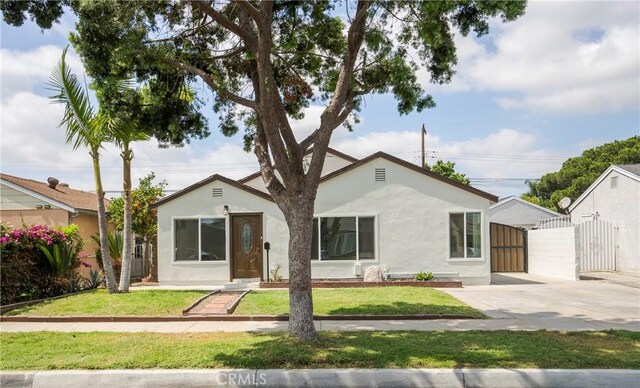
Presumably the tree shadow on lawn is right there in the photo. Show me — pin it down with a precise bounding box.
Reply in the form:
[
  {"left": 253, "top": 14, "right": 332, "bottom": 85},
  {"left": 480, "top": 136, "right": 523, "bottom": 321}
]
[
  {"left": 211, "top": 331, "right": 639, "bottom": 370},
  {"left": 325, "top": 301, "right": 485, "bottom": 318}
]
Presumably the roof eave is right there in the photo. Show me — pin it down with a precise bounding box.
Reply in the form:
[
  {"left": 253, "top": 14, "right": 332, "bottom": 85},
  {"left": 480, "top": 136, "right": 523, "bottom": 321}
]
[
  {"left": 0, "top": 178, "right": 78, "bottom": 213},
  {"left": 151, "top": 174, "right": 274, "bottom": 209}
]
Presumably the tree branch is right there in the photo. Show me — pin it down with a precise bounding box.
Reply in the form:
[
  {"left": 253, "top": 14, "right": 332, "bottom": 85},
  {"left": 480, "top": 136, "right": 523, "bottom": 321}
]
[
  {"left": 236, "top": 0, "right": 262, "bottom": 25},
  {"left": 163, "top": 57, "right": 257, "bottom": 110},
  {"left": 187, "top": 0, "right": 258, "bottom": 49}
]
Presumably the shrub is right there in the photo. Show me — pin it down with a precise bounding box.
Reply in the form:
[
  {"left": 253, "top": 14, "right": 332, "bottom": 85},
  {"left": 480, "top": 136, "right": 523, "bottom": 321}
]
[
  {"left": 270, "top": 263, "right": 284, "bottom": 282},
  {"left": 414, "top": 271, "right": 434, "bottom": 281},
  {"left": 1, "top": 223, "right": 82, "bottom": 305},
  {"left": 91, "top": 231, "right": 123, "bottom": 282}
]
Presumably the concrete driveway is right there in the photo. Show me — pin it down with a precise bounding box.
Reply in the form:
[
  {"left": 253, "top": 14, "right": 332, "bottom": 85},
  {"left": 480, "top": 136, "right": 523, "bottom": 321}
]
[{"left": 442, "top": 273, "right": 640, "bottom": 331}]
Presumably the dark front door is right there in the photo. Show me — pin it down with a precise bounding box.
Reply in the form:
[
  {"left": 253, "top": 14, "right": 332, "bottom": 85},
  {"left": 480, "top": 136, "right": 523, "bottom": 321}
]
[
  {"left": 231, "top": 214, "right": 263, "bottom": 279},
  {"left": 490, "top": 222, "right": 527, "bottom": 272}
]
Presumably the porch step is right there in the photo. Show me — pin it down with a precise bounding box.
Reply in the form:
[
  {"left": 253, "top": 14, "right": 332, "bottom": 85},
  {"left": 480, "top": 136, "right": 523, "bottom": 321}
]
[
  {"left": 232, "top": 278, "right": 261, "bottom": 283},
  {"left": 223, "top": 279, "right": 260, "bottom": 290}
]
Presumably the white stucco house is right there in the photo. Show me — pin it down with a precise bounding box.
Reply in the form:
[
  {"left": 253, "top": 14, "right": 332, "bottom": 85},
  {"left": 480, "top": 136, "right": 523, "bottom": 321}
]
[
  {"left": 152, "top": 148, "right": 499, "bottom": 286},
  {"left": 569, "top": 164, "right": 640, "bottom": 273},
  {"left": 489, "top": 196, "right": 562, "bottom": 230}
]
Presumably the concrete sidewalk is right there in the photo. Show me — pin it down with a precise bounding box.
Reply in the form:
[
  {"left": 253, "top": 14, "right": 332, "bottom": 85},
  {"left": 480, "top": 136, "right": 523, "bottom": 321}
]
[
  {"left": 2, "top": 316, "right": 638, "bottom": 333},
  {"left": 2, "top": 369, "right": 639, "bottom": 388}
]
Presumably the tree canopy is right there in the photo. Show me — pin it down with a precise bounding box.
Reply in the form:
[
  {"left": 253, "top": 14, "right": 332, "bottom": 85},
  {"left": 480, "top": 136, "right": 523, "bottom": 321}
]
[
  {"left": 107, "top": 173, "right": 167, "bottom": 238},
  {"left": 522, "top": 136, "right": 640, "bottom": 212},
  {"left": 425, "top": 159, "right": 470, "bottom": 185}
]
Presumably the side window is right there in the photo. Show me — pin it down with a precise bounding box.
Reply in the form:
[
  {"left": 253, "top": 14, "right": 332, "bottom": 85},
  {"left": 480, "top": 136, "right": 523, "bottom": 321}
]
[{"left": 449, "top": 212, "right": 482, "bottom": 259}]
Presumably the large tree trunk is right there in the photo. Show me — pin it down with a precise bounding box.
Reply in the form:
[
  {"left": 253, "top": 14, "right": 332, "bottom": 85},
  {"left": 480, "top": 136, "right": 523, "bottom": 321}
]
[
  {"left": 118, "top": 152, "right": 133, "bottom": 292},
  {"left": 92, "top": 151, "right": 117, "bottom": 293},
  {"left": 283, "top": 196, "right": 317, "bottom": 340}
]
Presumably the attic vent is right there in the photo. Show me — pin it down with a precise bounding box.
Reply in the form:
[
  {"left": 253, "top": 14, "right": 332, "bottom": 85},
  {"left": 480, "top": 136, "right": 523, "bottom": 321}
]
[
  {"left": 212, "top": 188, "right": 223, "bottom": 197},
  {"left": 374, "top": 168, "right": 386, "bottom": 182},
  {"left": 610, "top": 176, "right": 618, "bottom": 189}
]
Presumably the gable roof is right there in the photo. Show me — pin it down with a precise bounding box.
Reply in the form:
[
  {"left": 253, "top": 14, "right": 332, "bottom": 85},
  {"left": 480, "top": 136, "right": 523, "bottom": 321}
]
[
  {"left": 151, "top": 174, "right": 275, "bottom": 208},
  {"left": 568, "top": 164, "right": 640, "bottom": 212},
  {"left": 237, "top": 147, "right": 358, "bottom": 184},
  {"left": 320, "top": 151, "right": 499, "bottom": 202},
  {"left": 617, "top": 163, "right": 640, "bottom": 177},
  {"left": 0, "top": 173, "right": 107, "bottom": 213},
  {"left": 490, "top": 195, "right": 562, "bottom": 217}
]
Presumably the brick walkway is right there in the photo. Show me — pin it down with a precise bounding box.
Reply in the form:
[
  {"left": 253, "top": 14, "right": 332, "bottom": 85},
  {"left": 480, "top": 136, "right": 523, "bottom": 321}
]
[{"left": 185, "top": 291, "right": 246, "bottom": 315}]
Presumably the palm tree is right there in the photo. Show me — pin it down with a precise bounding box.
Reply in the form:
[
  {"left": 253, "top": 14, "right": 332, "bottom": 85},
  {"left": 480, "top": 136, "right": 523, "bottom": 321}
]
[
  {"left": 47, "top": 46, "right": 118, "bottom": 293},
  {"left": 110, "top": 117, "right": 149, "bottom": 292}
]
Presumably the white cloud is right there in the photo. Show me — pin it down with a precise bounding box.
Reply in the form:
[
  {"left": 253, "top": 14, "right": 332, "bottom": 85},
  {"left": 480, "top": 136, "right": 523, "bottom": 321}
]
[
  {"left": 0, "top": 45, "right": 84, "bottom": 101},
  {"left": 333, "top": 128, "right": 567, "bottom": 197},
  {"left": 0, "top": 90, "right": 259, "bottom": 194},
  {"left": 424, "top": 1, "right": 640, "bottom": 114}
]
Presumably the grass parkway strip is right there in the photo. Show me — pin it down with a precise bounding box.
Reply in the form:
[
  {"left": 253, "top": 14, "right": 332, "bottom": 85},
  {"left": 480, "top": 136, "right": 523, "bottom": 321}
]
[{"left": 1, "top": 331, "right": 639, "bottom": 370}]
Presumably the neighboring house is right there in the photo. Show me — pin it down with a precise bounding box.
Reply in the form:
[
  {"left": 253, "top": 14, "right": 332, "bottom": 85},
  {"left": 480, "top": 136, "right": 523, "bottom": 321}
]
[
  {"left": 0, "top": 173, "right": 110, "bottom": 274},
  {"left": 153, "top": 148, "right": 499, "bottom": 286},
  {"left": 489, "top": 196, "right": 562, "bottom": 230},
  {"left": 569, "top": 164, "right": 640, "bottom": 274}
]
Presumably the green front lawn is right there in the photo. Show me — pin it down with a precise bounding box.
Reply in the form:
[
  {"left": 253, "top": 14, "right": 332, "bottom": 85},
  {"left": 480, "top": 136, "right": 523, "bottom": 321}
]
[
  {"left": 234, "top": 287, "right": 485, "bottom": 318},
  {"left": 2, "top": 290, "right": 209, "bottom": 316},
  {"left": 1, "top": 331, "right": 638, "bottom": 370}
]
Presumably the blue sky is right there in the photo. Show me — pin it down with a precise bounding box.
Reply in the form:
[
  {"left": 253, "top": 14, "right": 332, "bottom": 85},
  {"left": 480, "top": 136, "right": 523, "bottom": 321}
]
[{"left": 1, "top": 1, "right": 638, "bottom": 198}]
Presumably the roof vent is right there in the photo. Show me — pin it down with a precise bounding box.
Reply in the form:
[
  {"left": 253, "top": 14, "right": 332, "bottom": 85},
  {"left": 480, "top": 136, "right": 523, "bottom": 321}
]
[
  {"left": 59, "top": 183, "right": 69, "bottom": 188},
  {"left": 47, "top": 177, "right": 59, "bottom": 189},
  {"left": 212, "top": 188, "right": 223, "bottom": 197},
  {"left": 610, "top": 176, "right": 618, "bottom": 189},
  {"left": 374, "top": 168, "right": 386, "bottom": 182}
]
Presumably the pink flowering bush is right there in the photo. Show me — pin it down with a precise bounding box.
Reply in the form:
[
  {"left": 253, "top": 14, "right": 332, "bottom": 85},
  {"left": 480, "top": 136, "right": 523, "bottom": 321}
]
[{"left": 1, "top": 223, "right": 83, "bottom": 305}]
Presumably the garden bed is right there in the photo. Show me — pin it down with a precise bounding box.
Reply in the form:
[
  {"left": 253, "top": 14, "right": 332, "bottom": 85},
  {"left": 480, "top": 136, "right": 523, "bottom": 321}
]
[{"left": 260, "top": 279, "right": 462, "bottom": 288}]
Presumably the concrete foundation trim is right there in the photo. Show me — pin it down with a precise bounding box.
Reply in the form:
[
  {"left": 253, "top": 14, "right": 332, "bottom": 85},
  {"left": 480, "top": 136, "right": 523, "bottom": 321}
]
[{"left": 2, "top": 369, "right": 639, "bottom": 388}]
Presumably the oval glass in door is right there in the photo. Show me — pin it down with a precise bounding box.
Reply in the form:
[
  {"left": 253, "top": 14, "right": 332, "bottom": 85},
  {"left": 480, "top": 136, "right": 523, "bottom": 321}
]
[{"left": 241, "top": 223, "right": 253, "bottom": 254}]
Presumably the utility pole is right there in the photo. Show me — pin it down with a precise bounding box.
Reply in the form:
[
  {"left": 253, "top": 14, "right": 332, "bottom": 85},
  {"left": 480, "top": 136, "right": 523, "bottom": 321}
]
[{"left": 421, "top": 123, "right": 427, "bottom": 168}]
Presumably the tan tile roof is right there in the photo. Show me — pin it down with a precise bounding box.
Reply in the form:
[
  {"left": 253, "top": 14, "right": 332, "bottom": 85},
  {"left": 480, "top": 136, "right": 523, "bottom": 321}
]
[{"left": 0, "top": 173, "right": 109, "bottom": 213}]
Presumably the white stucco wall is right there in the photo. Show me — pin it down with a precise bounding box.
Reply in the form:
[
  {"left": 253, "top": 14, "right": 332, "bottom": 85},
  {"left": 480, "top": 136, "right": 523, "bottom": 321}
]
[
  {"left": 156, "top": 181, "right": 287, "bottom": 285},
  {"left": 528, "top": 227, "right": 579, "bottom": 281},
  {"left": 157, "top": 157, "right": 494, "bottom": 286},
  {"left": 570, "top": 170, "right": 640, "bottom": 273},
  {"left": 313, "top": 158, "right": 492, "bottom": 285},
  {"left": 489, "top": 199, "right": 559, "bottom": 229}
]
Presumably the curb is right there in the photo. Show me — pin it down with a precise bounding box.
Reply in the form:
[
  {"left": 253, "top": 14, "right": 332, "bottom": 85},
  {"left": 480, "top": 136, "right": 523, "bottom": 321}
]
[
  {"left": 0, "top": 313, "right": 479, "bottom": 323},
  {"left": 1, "top": 369, "right": 638, "bottom": 388}
]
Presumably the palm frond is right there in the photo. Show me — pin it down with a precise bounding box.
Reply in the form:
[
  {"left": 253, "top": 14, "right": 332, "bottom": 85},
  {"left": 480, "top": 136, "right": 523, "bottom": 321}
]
[{"left": 46, "top": 46, "right": 102, "bottom": 150}]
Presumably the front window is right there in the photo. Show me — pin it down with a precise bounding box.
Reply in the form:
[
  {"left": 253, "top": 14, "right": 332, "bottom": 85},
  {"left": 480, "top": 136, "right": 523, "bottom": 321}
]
[
  {"left": 311, "top": 216, "right": 376, "bottom": 261},
  {"left": 174, "top": 218, "right": 226, "bottom": 261},
  {"left": 449, "top": 212, "right": 482, "bottom": 259}
]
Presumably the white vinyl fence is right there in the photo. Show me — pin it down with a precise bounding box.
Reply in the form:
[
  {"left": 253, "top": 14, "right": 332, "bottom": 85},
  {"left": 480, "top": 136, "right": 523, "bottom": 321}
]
[
  {"left": 575, "top": 219, "right": 618, "bottom": 272},
  {"left": 530, "top": 217, "right": 618, "bottom": 278}
]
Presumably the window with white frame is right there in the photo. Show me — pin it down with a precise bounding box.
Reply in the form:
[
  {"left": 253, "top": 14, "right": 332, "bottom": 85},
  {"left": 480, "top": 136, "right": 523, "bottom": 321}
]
[
  {"left": 310, "top": 216, "right": 375, "bottom": 261},
  {"left": 449, "top": 212, "right": 482, "bottom": 259},
  {"left": 174, "top": 218, "right": 226, "bottom": 261}
]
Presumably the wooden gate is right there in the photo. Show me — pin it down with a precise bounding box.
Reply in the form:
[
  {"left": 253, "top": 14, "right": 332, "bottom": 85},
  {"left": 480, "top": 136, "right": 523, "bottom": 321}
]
[{"left": 490, "top": 222, "right": 527, "bottom": 272}]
